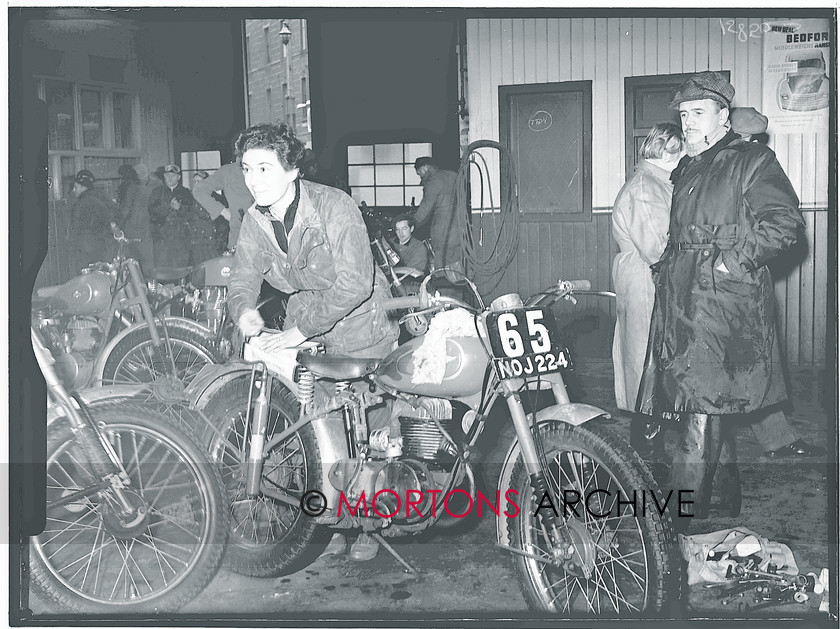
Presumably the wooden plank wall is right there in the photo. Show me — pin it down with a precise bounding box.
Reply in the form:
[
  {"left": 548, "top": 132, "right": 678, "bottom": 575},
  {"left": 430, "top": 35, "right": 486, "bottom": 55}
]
[{"left": 466, "top": 16, "right": 831, "bottom": 364}]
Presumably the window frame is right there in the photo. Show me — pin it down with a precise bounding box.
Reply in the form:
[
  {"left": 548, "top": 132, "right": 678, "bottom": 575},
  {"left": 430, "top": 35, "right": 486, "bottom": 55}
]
[
  {"left": 36, "top": 76, "right": 141, "bottom": 201},
  {"left": 346, "top": 141, "right": 430, "bottom": 209}
]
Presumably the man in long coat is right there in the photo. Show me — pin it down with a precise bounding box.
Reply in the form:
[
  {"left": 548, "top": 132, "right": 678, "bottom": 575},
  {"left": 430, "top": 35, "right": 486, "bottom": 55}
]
[
  {"left": 636, "top": 72, "right": 804, "bottom": 531},
  {"left": 68, "top": 170, "right": 117, "bottom": 270},
  {"left": 413, "top": 157, "right": 460, "bottom": 272}
]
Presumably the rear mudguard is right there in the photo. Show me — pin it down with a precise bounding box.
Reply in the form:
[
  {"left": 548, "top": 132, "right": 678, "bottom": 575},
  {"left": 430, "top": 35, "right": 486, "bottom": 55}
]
[
  {"left": 47, "top": 384, "right": 152, "bottom": 426},
  {"left": 91, "top": 316, "right": 215, "bottom": 385},
  {"left": 495, "top": 403, "right": 609, "bottom": 546},
  {"left": 186, "top": 360, "right": 349, "bottom": 511}
]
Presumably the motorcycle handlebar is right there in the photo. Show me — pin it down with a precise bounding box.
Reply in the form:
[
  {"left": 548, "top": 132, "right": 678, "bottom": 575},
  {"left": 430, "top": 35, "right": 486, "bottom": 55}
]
[
  {"left": 564, "top": 279, "right": 591, "bottom": 291},
  {"left": 381, "top": 294, "right": 424, "bottom": 311}
]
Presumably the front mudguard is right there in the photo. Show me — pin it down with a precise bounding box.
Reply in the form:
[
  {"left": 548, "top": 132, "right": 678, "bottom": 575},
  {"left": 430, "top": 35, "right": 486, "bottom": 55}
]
[
  {"left": 495, "top": 403, "right": 609, "bottom": 546},
  {"left": 47, "top": 384, "right": 151, "bottom": 426},
  {"left": 91, "top": 316, "right": 215, "bottom": 385}
]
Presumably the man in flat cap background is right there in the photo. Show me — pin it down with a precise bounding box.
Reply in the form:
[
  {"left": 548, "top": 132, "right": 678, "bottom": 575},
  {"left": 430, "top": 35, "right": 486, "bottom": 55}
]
[
  {"left": 729, "top": 106, "right": 769, "bottom": 141},
  {"left": 148, "top": 163, "right": 196, "bottom": 268},
  {"left": 727, "top": 106, "right": 827, "bottom": 461},
  {"left": 636, "top": 72, "right": 806, "bottom": 532},
  {"left": 68, "top": 169, "right": 117, "bottom": 269}
]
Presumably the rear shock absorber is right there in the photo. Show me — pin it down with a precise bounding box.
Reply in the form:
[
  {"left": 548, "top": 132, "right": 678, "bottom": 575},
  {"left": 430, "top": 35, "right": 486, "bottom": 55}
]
[{"left": 296, "top": 365, "right": 315, "bottom": 413}]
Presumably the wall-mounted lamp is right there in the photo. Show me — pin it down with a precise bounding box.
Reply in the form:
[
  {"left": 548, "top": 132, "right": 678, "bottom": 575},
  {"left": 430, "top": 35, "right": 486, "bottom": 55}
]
[{"left": 279, "top": 20, "right": 292, "bottom": 46}]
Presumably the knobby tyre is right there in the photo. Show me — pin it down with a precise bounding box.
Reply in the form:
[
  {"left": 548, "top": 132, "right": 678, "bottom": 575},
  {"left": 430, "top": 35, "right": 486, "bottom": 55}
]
[
  {"left": 202, "top": 376, "right": 329, "bottom": 577},
  {"left": 100, "top": 322, "right": 223, "bottom": 387},
  {"left": 507, "top": 421, "right": 674, "bottom": 617},
  {"left": 30, "top": 403, "right": 227, "bottom": 613}
]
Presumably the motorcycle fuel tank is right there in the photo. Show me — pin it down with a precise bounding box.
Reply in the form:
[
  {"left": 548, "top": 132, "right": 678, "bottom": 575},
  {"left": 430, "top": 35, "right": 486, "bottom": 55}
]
[
  {"left": 40, "top": 270, "right": 112, "bottom": 315},
  {"left": 375, "top": 334, "right": 488, "bottom": 398}
]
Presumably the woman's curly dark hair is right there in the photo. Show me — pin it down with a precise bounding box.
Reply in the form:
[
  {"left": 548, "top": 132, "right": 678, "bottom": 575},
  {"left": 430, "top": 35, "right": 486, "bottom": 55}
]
[{"left": 234, "top": 123, "right": 306, "bottom": 171}]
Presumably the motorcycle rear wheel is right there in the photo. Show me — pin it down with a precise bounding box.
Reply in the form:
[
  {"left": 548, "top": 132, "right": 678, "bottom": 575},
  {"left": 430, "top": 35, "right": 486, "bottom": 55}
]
[
  {"left": 100, "top": 322, "right": 223, "bottom": 387},
  {"left": 30, "top": 403, "right": 227, "bottom": 613},
  {"left": 507, "top": 421, "right": 674, "bottom": 617},
  {"left": 202, "top": 376, "right": 330, "bottom": 577}
]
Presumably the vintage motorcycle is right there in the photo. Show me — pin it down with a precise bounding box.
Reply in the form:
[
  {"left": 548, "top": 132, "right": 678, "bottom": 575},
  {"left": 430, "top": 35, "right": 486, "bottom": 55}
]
[
  {"left": 148, "top": 250, "right": 289, "bottom": 358},
  {"left": 29, "top": 326, "right": 228, "bottom": 613},
  {"left": 187, "top": 274, "right": 675, "bottom": 616},
  {"left": 31, "top": 228, "right": 224, "bottom": 392}
]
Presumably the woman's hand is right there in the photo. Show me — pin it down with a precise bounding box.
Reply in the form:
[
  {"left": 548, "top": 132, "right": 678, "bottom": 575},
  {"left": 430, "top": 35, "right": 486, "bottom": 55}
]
[
  {"left": 259, "top": 326, "right": 308, "bottom": 352},
  {"left": 237, "top": 308, "right": 265, "bottom": 337}
]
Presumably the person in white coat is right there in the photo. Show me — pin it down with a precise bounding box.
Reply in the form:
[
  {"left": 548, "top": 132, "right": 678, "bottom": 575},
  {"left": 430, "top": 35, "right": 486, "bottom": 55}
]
[{"left": 611, "top": 123, "right": 685, "bottom": 456}]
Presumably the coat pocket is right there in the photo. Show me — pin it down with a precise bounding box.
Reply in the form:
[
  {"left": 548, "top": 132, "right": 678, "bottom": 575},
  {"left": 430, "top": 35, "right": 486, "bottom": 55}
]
[{"left": 289, "top": 227, "right": 337, "bottom": 289}]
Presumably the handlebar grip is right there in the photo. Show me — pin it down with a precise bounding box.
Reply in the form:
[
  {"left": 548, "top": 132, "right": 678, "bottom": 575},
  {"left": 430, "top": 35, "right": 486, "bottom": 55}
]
[
  {"left": 566, "top": 280, "right": 591, "bottom": 291},
  {"left": 381, "top": 295, "right": 423, "bottom": 311}
]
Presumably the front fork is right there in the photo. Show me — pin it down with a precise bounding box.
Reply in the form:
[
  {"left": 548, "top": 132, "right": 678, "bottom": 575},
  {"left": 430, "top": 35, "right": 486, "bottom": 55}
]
[
  {"left": 501, "top": 378, "right": 569, "bottom": 553},
  {"left": 245, "top": 364, "right": 272, "bottom": 497}
]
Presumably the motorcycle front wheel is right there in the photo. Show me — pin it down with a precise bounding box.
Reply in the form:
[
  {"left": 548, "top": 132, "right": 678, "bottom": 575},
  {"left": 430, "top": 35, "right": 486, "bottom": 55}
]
[
  {"left": 202, "top": 376, "right": 330, "bottom": 577},
  {"left": 506, "top": 421, "right": 674, "bottom": 617},
  {"left": 100, "top": 321, "right": 223, "bottom": 387},
  {"left": 30, "top": 403, "right": 227, "bottom": 613}
]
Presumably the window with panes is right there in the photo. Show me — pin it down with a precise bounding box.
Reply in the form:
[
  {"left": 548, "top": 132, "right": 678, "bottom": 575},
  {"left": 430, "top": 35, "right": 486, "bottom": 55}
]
[
  {"left": 347, "top": 142, "right": 431, "bottom": 208},
  {"left": 38, "top": 77, "right": 140, "bottom": 202}
]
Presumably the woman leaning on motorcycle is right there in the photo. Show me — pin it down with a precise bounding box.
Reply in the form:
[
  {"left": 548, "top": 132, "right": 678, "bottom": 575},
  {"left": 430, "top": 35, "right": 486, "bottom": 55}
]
[
  {"left": 228, "top": 122, "right": 400, "bottom": 561},
  {"left": 228, "top": 122, "right": 399, "bottom": 359}
]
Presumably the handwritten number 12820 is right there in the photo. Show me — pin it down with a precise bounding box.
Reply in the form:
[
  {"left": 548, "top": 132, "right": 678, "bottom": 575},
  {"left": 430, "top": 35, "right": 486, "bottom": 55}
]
[{"left": 719, "top": 19, "right": 776, "bottom": 43}]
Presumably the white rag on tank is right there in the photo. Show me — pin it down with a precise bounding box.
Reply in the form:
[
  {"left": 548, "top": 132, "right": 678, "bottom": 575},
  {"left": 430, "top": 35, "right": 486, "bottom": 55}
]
[{"left": 411, "top": 308, "right": 479, "bottom": 385}]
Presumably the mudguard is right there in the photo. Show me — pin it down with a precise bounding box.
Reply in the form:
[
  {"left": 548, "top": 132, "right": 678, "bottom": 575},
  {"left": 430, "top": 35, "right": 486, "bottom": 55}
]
[
  {"left": 495, "top": 404, "right": 609, "bottom": 546},
  {"left": 91, "top": 316, "right": 214, "bottom": 385},
  {"left": 47, "top": 384, "right": 151, "bottom": 426}
]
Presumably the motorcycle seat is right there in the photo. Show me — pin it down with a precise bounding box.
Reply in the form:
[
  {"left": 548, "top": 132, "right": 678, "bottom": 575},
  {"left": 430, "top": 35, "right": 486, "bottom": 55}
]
[
  {"left": 152, "top": 266, "right": 193, "bottom": 282},
  {"left": 297, "top": 353, "right": 380, "bottom": 380}
]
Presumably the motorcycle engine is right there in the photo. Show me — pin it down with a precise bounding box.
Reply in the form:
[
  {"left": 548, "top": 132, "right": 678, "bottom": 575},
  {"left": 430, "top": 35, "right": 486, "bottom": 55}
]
[
  {"left": 327, "top": 397, "right": 461, "bottom": 523},
  {"left": 33, "top": 311, "right": 102, "bottom": 389}
]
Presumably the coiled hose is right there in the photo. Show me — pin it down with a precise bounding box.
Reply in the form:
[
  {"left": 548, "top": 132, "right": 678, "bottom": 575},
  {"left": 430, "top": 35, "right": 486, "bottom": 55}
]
[{"left": 455, "top": 140, "right": 519, "bottom": 295}]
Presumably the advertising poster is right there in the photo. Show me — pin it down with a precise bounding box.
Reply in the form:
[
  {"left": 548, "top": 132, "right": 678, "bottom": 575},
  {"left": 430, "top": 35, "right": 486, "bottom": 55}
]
[{"left": 763, "top": 19, "right": 831, "bottom": 134}]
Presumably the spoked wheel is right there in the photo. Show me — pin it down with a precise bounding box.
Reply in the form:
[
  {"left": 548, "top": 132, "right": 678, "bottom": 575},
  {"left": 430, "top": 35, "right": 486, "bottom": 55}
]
[
  {"left": 100, "top": 321, "right": 223, "bottom": 390},
  {"left": 507, "top": 421, "right": 674, "bottom": 617},
  {"left": 30, "top": 404, "right": 227, "bottom": 613},
  {"left": 202, "top": 376, "right": 329, "bottom": 577}
]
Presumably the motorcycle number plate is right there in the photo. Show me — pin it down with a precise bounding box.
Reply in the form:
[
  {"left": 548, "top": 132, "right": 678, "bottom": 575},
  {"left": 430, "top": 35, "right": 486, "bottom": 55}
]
[{"left": 486, "top": 307, "right": 572, "bottom": 380}]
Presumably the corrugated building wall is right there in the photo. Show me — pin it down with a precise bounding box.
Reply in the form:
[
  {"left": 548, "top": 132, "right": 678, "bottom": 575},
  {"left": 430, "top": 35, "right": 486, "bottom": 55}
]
[{"left": 465, "top": 16, "right": 831, "bottom": 365}]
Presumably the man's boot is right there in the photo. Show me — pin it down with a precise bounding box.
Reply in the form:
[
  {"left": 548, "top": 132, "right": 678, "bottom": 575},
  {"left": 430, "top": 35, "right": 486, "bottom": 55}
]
[
  {"left": 630, "top": 414, "right": 668, "bottom": 485},
  {"left": 667, "top": 413, "right": 723, "bottom": 534},
  {"left": 711, "top": 426, "right": 741, "bottom": 517}
]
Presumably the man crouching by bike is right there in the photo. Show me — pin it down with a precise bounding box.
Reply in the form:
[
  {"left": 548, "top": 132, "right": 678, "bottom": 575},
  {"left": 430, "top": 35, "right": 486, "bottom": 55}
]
[{"left": 227, "top": 122, "right": 400, "bottom": 561}]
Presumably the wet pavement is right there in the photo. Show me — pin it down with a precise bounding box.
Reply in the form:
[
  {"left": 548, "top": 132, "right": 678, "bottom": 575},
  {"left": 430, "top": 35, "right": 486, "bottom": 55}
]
[{"left": 27, "top": 317, "right": 835, "bottom": 621}]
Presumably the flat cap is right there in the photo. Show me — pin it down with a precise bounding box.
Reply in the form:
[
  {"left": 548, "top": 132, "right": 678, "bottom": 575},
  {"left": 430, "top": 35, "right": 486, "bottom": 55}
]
[
  {"left": 74, "top": 169, "right": 95, "bottom": 187},
  {"left": 670, "top": 71, "right": 735, "bottom": 109},
  {"left": 730, "top": 107, "right": 768, "bottom": 136}
]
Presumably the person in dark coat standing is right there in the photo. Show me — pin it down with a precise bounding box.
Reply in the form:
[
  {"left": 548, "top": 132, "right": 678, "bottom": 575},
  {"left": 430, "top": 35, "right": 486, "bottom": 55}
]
[
  {"left": 148, "top": 164, "right": 193, "bottom": 268},
  {"left": 68, "top": 169, "right": 117, "bottom": 270},
  {"left": 636, "top": 72, "right": 805, "bottom": 532},
  {"left": 115, "top": 164, "right": 153, "bottom": 274},
  {"left": 413, "top": 157, "right": 460, "bottom": 273}
]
